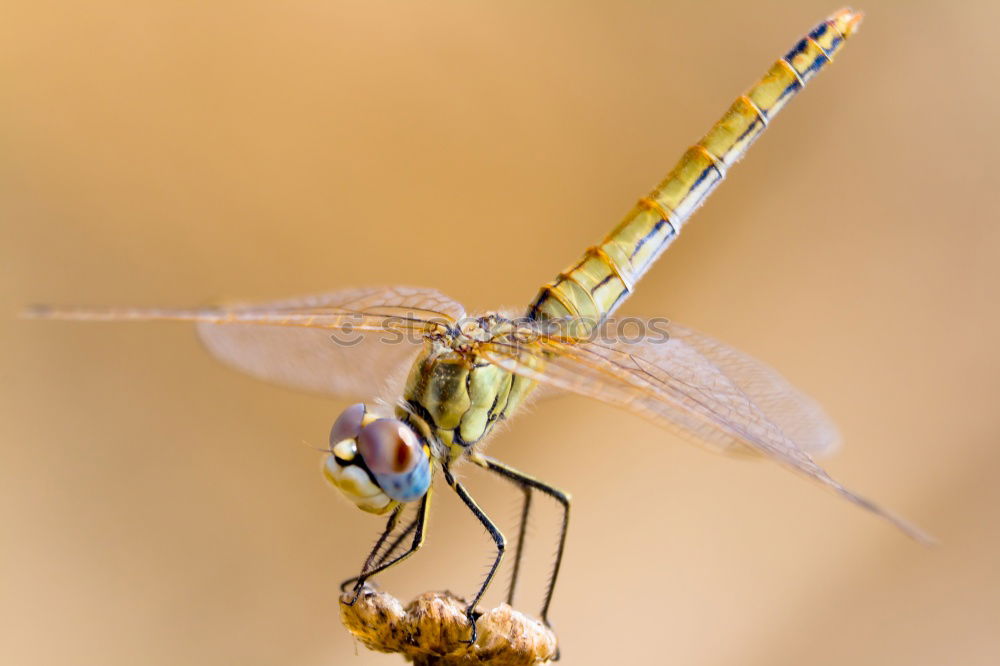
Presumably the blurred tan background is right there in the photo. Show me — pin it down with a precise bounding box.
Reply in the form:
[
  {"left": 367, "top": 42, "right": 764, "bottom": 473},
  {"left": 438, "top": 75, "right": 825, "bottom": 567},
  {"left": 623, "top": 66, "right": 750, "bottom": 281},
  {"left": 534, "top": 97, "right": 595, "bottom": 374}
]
[{"left": 3, "top": 1, "right": 999, "bottom": 664}]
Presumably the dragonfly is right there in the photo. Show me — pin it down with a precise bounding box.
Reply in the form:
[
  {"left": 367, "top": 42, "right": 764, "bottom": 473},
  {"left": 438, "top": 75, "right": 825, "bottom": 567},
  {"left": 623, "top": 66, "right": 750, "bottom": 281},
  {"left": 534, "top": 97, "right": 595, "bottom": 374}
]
[{"left": 28, "top": 7, "right": 928, "bottom": 647}]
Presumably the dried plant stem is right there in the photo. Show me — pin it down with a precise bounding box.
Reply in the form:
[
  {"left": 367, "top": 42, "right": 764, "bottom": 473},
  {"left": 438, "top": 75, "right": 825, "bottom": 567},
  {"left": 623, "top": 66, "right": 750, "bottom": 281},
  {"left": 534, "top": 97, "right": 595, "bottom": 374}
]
[{"left": 339, "top": 585, "right": 557, "bottom": 665}]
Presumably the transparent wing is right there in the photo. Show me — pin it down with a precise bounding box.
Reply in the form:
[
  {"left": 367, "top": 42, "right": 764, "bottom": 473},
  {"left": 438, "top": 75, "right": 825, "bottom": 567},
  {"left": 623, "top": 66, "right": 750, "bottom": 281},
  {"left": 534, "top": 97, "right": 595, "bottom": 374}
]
[
  {"left": 28, "top": 286, "right": 465, "bottom": 398},
  {"left": 196, "top": 286, "right": 464, "bottom": 397},
  {"left": 480, "top": 322, "right": 930, "bottom": 542},
  {"left": 654, "top": 321, "right": 840, "bottom": 457}
]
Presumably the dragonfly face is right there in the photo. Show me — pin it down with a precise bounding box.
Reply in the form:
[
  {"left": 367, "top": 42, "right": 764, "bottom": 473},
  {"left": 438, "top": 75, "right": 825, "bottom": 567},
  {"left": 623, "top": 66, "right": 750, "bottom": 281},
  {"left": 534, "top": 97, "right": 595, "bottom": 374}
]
[{"left": 323, "top": 402, "right": 432, "bottom": 514}]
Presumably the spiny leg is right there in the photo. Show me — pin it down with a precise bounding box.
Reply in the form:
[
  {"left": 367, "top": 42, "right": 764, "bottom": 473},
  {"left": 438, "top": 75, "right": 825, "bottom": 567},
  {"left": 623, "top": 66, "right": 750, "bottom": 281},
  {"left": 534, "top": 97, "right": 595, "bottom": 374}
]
[
  {"left": 349, "top": 505, "right": 401, "bottom": 593},
  {"left": 353, "top": 491, "right": 430, "bottom": 583},
  {"left": 473, "top": 454, "right": 570, "bottom": 627},
  {"left": 343, "top": 491, "right": 431, "bottom": 605},
  {"left": 443, "top": 465, "right": 505, "bottom": 646},
  {"left": 340, "top": 507, "right": 399, "bottom": 603},
  {"left": 352, "top": 492, "right": 430, "bottom": 586},
  {"left": 339, "top": 512, "right": 420, "bottom": 593},
  {"left": 507, "top": 484, "right": 532, "bottom": 605}
]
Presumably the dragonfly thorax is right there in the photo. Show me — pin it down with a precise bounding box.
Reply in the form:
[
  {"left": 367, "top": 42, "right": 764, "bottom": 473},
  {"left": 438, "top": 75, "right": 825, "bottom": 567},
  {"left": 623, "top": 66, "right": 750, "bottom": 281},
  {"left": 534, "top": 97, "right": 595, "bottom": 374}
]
[{"left": 403, "top": 314, "right": 537, "bottom": 460}]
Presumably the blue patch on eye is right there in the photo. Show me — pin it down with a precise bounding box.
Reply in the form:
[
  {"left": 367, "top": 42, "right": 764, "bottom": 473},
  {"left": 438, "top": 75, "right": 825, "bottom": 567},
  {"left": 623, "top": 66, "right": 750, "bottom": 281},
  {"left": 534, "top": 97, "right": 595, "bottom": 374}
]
[{"left": 374, "top": 455, "right": 431, "bottom": 502}]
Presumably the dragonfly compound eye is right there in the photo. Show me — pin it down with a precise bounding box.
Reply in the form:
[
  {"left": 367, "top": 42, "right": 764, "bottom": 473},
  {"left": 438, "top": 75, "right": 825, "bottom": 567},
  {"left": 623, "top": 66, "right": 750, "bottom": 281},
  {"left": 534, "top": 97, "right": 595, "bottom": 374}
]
[
  {"left": 324, "top": 403, "right": 399, "bottom": 514},
  {"left": 357, "top": 419, "right": 431, "bottom": 502},
  {"left": 329, "top": 402, "right": 366, "bottom": 446}
]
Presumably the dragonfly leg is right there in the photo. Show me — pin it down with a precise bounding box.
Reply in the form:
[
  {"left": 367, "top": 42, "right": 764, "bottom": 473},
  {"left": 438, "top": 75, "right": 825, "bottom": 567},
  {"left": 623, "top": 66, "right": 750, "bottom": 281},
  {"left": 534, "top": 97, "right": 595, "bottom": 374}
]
[
  {"left": 472, "top": 454, "right": 570, "bottom": 629},
  {"left": 443, "top": 465, "right": 506, "bottom": 646},
  {"left": 342, "top": 491, "right": 431, "bottom": 605},
  {"left": 507, "top": 483, "right": 532, "bottom": 606},
  {"left": 339, "top": 510, "right": 420, "bottom": 593}
]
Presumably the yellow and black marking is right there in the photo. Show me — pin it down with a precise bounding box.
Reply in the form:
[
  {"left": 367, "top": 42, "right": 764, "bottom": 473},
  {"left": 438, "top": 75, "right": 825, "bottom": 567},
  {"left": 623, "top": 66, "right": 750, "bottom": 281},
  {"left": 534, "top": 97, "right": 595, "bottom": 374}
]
[{"left": 528, "top": 8, "right": 862, "bottom": 332}]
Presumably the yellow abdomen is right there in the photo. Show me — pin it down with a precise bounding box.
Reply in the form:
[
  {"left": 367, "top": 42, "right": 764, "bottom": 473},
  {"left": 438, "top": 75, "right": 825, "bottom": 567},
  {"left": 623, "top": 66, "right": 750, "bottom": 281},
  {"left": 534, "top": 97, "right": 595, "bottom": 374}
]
[{"left": 528, "top": 8, "right": 863, "bottom": 329}]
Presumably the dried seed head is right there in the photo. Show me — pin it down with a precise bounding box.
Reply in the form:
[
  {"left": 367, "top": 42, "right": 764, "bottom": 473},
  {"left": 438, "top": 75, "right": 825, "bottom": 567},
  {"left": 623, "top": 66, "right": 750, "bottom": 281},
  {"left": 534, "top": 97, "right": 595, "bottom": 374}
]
[{"left": 340, "top": 586, "right": 558, "bottom": 665}]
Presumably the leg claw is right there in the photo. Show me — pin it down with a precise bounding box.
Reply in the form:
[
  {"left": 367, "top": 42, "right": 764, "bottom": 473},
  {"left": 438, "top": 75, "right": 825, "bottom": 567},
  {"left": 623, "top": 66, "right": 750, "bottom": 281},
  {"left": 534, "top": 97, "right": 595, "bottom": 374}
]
[{"left": 459, "top": 608, "right": 481, "bottom": 646}]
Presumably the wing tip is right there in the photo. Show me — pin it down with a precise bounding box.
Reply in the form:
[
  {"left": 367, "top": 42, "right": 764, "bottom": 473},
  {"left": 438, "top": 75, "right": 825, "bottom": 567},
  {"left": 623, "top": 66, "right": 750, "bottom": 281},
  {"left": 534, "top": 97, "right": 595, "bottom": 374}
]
[
  {"left": 834, "top": 483, "right": 936, "bottom": 546},
  {"left": 20, "top": 304, "right": 54, "bottom": 319},
  {"left": 888, "top": 514, "right": 937, "bottom": 547}
]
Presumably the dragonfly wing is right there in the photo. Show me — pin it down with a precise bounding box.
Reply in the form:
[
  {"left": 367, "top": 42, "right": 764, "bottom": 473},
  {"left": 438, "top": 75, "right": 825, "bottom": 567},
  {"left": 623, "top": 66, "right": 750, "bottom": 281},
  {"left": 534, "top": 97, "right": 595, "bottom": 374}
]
[
  {"left": 641, "top": 321, "right": 840, "bottom": 457},
  {"left": 480, "top": 327, "right": 930, "bottom": 542},
  {"left": 482, "top": 333, "right": 769, "bottom": 456},
  {"left": 197, "top": 287, "right": 465, "bottom": 397},
  {"left": 30, "top": 286, "right": 465, "bottom": 398}
]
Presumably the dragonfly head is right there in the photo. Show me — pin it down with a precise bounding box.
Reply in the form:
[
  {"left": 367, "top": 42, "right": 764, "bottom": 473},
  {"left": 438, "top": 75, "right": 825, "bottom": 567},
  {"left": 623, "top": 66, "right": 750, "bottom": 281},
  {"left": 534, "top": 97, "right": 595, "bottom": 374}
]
[{"left": 323, "top": 403, "right": 432, "bottom": 514}]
